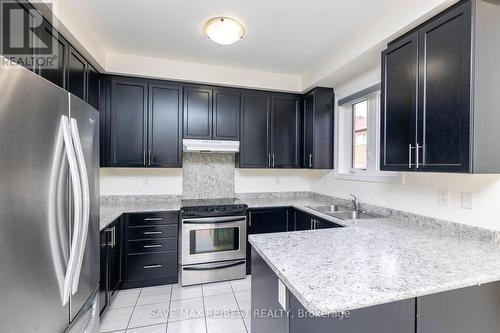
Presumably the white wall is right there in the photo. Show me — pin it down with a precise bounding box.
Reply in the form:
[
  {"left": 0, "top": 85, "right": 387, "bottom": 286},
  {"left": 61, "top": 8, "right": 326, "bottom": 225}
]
[
  {"left": 235, "top": 169, "right": 311, "bottom": 193},
  {"left": 105, "top": 52, "right": 302, "bottom": 93},
  {"left": 100, "top": 168, "right": 311, "bottom": 196},
  {"left": 310, "top": 67, "right": 500, "bottom": 231},
  {"left": 100, "top": 168, "right": 183, "bottom": 196}
]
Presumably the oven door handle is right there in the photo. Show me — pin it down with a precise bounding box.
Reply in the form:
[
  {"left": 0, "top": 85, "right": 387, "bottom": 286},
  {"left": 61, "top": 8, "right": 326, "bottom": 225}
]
[
  {"left": 182, "top": 216, "right": 246, "bottom": 224},
  {"left": 183, "top": 260, "right": 246, "bottom": 271}
]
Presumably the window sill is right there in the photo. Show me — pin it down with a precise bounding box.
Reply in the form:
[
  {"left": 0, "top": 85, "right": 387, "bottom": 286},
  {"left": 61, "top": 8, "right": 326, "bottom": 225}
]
[{"left": 334, "top": 170, "right": 401, "bottom": 184}]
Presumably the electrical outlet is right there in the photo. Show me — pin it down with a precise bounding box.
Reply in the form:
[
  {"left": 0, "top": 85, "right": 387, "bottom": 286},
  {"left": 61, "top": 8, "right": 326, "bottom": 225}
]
[
  {"left": 143, "top": 178, "right": 149, "bottom": 186},
  {"left": 438, "top": 189, "right": 450, "bottom": 206},
  {"left": 461, "top": 192, "right": 475, "bottom": 210}
]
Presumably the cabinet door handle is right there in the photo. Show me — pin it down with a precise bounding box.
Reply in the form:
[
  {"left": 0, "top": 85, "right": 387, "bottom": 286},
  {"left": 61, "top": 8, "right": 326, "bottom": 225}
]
[
  {"left": 148, "top": 150, "right": 152, "bottom": 165},
  {"left": 408, "top": 144, "right": 413, "bottom": 169},
  {"left": 144, "top": 231, "right": 162, "bottom": 235},
  {"left": 416, "top": 143, "right": 421, "bottom": 169},
  {"left": 143, "top": 150, "right": 146, "bottom": 166},
  {"left": 106, "top": 228, "right": 113, "bottom": 247},
  {"left": 272, "top": 154, "right": 275, "bottom": 168},
  {"left": 268, "top": 154, "right": 271, "bottom": 168},
  {"left": 309, "top": 154, "right": 313, "bottom": 168},
  {"left": 144, "top": 264, "right": 162, "bottom": 269},
  {"left": 144, "top": 244, "right": 162, "bottom": 248},
  {"left": 248, "top": 212, "right": 252, "bottom": 227},
  {"left": 144, "top": 217, "right": 163, "bottom": 222}
]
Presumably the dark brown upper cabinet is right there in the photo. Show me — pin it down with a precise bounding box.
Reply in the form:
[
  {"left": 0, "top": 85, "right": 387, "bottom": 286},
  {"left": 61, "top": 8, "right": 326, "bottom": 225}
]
[
  {"left": 238, "top": 91, "right": 301, "bottom": 169},
  {"left": 109, "top": 79, "right": 148, "bottom": 167},
  {"left": 183, "top": 86, "right": 212, "bottom": 139},
  {"left": 105, "top": 77, "right": 183, "bottom": 168},
  {"left": 87, "top": 64, "right": 100, "bottom": 110},
  {"left": 0, "top": 1, "right": 36, "bottom": 71},
  {"left": 183, "top": 86, "right": 240, "bottom": 141},
  {"left": 417, "top": 4, "right": 471, "bottom": 173},
  {"left": 213, "top": 88, "right": 240, "bottom": 140},
  {"left": 271, "top": 94, "right": 301, "bottom": 168},
  {"left": 302, "top": 87, "right": 334, "bottom": 169},
  {"left": 148, "top": 83, "right": 183, "bottom": 167},
  {"left": 380, "top": 31, "right": 418, "bottom": 172},
  {"left": 36, "top": 19, "right": 69, "bottom": 90},
  {"left": 381, "top": 0, "right": 500, "bottom": 173},
  {"left": 238, "top": 91, "right": 271, "bottom": 168},
  {"left": 67, "top": 46, "right": 87, "bottom": 100}
]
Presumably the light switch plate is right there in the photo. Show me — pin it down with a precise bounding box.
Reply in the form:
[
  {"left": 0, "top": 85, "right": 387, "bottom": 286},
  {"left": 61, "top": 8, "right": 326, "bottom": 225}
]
[
  {"left": 438, "top": 189, "right": 450, "bottom": 206},
  {"left": 461, "top": 192, "right": 475, "bottom": 210},
  {"left": 278, "top": 279, "right": 287, "bottom": 310}
]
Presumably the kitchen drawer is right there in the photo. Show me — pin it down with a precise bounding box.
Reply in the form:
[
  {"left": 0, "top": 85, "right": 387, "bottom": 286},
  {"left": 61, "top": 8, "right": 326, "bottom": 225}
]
[
  {"left": 127, "top": 211, "right": 179, "bottom": 227},
  {"left": 127, "top": 238, "right": 177, "bottom": 254},
  {"left": 126, "top": 252, "right": 177, "bottom": 281},
  {"left": 128, "top": 225, "right": 177, "bottom": 240}
]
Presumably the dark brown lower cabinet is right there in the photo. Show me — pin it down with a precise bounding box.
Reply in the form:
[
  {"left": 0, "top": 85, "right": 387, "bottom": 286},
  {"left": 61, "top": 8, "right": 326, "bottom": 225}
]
[
  {"left": 99, "top": 217, "right": 123, "bottom": 315},
  {"left": 289, "top": 295, "right": 415, "bottom": 333},
  {"left": 122, "top": 211, "right": 179, "bottom": 289},
  {"left": 251, "top": 249, "right": 414, "bottom": 333},
  {"left": 246, "top": 208, "right": 291, "bottom": 274},
  {"left": 416, "top": 281, "right": 500, "bottom": 333},
  {"left": 99, "top": 228, "right": 108, "bottom": 314},
  {"left": 251, "top": 249, "right": 500, "bottom": 333},
  {"left": 292, "top": 209, "right": 342, "bottom": 231}
]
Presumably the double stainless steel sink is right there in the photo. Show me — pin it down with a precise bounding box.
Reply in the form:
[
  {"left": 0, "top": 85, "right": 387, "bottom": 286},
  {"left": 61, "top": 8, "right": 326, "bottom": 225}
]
[{"left": 307, "top": 205, "right": 380, "bottom": 221}]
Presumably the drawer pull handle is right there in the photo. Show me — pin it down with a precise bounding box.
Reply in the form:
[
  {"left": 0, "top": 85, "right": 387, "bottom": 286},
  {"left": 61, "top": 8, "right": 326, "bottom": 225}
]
[
  {"left": 144, "top": 264, "right": 162, "bottom": 269},
  {"left": 144, "top": 217, "right": 163, "bottom": 221},
  {"left": 144, "top": 244, "right": 162, "bottom": 248},
  {"left": 144, "top": 231, "right": 162, "bottom": 235}
]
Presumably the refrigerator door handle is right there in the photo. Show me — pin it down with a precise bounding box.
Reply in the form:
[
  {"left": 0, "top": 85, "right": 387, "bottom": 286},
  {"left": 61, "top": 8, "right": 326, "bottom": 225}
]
[
  {"left": 70, "top": 117, "right": 91, "bottom": 294},
  {"left": 61, "top": 115, "right": 83, "bottom": 306}
]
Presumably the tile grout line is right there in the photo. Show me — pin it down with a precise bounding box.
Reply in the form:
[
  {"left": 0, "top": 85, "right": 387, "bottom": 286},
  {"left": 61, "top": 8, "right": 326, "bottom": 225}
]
[
  {"left": 230, "top": 282, "right": 249, "bottom": 333},
  {"left": 125, "top": 288, "right": 143, "bottom": 331},
  {"left": 200, "top": 284, "right": 209, "bottom": 333},
  {"left": 165, "top": 286, "right": 173, "bottom": 333}
]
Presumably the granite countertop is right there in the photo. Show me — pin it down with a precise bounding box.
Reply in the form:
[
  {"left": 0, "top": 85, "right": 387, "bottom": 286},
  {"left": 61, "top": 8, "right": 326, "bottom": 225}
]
[
  {"left": 99, "top": 195, "right": 338, "bottom": 231},
  {"left": 100, "top": 199, "right": 182, "bottom": 230},
  {"left": 249, "top": 217, "right": 500, "bottom": 315},
  {"left": 99, "top": 193, "right": 500, "bottom": 315}
]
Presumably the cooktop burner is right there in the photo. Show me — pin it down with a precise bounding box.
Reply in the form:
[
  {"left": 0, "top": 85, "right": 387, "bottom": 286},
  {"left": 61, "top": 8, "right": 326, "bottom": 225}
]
[{"left": 181, "top": 198, "right": 247, "bottom": 217}]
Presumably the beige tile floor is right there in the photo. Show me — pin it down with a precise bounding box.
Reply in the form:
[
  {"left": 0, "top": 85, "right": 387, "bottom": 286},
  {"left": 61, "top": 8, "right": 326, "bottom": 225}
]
[{"left": 100, "top": 276, "right": 251, "bottom": 333}]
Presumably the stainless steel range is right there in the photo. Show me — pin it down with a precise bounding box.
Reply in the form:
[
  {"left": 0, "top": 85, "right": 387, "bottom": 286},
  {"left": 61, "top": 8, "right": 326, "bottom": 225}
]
[{"left": 181, "top": 199, "right": 247, "bottom": 286}]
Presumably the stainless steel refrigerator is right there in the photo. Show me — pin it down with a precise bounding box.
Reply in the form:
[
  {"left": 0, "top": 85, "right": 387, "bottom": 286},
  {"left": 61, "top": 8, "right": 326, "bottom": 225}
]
[{"left": 0, "top": 56, "right": 100, "bottom": 333}]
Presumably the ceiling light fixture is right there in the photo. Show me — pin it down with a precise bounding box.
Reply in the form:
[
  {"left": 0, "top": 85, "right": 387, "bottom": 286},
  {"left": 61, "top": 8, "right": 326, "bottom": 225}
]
[{"left": 204, "top": 17, "right": 245, "bottom": 45}]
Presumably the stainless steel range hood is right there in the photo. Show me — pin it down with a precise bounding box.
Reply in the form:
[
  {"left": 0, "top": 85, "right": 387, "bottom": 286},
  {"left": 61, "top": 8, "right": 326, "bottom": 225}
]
[{"left": 183, "top": 139, "right": 240, "bottom": 153}]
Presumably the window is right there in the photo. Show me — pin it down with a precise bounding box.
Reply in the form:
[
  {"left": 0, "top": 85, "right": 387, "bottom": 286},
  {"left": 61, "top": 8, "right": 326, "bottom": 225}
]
[
  {"left": 352, "top": 100, "right": 368, "bottom": 170},
  {"left": 336, "top": 89, "right": 399, "bottom": 183}
]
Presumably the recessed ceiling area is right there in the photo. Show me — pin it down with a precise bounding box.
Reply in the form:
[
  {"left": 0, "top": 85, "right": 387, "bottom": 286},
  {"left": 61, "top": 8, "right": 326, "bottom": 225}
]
[{"left": 52, "top": 0, "right": 454, "bottom": 90}]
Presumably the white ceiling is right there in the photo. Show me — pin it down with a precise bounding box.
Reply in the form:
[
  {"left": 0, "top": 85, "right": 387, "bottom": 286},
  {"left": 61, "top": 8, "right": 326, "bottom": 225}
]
[{"left": 73, "top": 0, "right": 450, "bottom": 76}]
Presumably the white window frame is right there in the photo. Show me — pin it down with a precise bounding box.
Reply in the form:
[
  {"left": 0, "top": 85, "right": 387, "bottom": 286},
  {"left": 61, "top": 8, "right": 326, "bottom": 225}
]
[{"left": 335, "top": 90, "right": 400, "bottom": 183}]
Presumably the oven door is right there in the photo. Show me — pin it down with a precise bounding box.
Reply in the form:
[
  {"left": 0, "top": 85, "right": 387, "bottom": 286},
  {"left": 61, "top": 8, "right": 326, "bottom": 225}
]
[{"left": 182, "top": 215, "right": 247, "bottom": 265}]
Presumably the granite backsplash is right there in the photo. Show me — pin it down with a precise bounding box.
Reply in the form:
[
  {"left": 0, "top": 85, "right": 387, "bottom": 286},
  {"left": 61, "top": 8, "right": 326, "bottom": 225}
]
[{"left": 182, "top": 152, "right": 235, "bottom": 199}]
